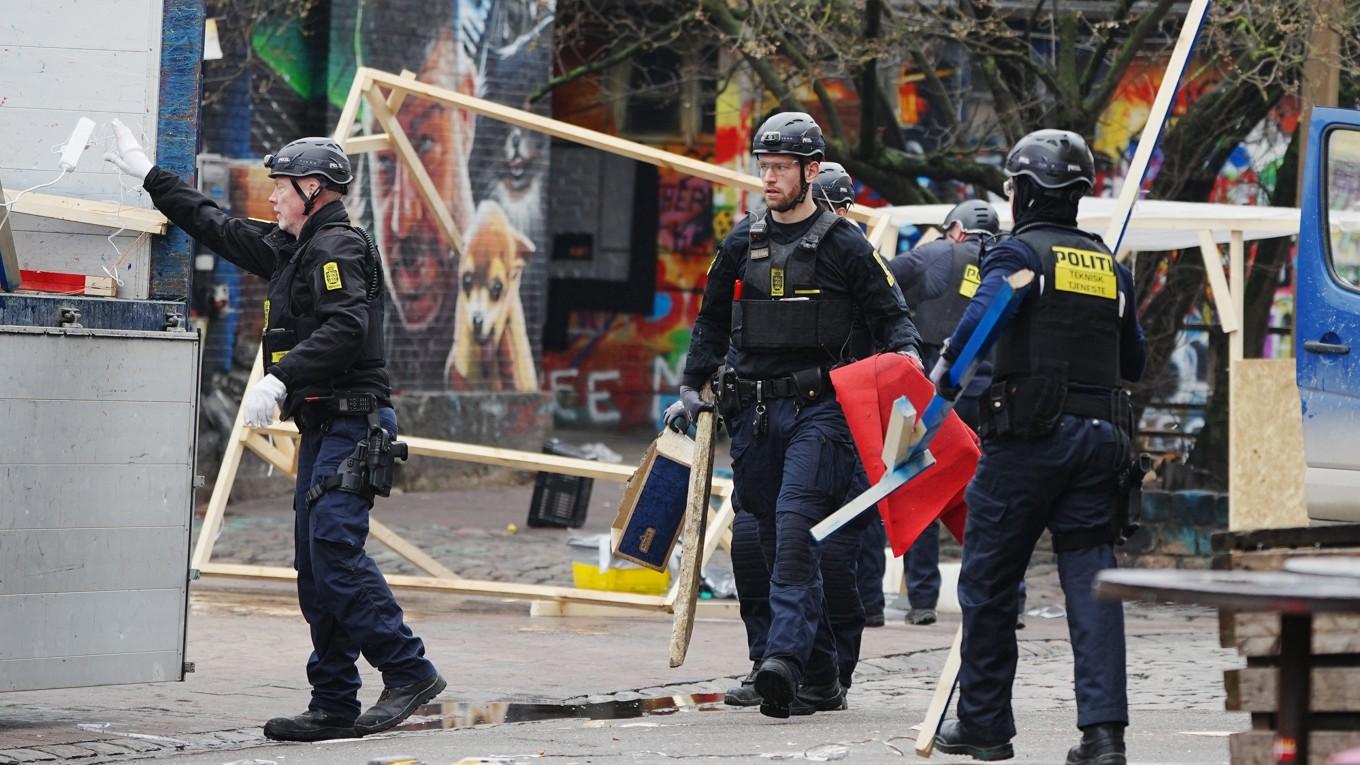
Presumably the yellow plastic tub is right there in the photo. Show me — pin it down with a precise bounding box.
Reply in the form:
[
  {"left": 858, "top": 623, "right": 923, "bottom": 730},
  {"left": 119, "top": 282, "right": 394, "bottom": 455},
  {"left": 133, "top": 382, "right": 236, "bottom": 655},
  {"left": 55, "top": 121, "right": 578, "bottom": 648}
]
[{"left": 571, "top": 561, "right": 670, "bottom": 595}]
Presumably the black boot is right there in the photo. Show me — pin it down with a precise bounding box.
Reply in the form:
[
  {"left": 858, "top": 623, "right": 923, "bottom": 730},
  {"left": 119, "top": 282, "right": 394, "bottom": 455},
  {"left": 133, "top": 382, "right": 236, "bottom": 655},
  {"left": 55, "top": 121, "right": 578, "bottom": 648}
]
[
  {"left": 1066, "top": 723, "right": 1126, "bottom": 765},
  {"left": 262, "top": 709, "right": 358, "bottom": 742},
  {"left": 724, "top": 665, "right": 762, "bottom": 707},
  {"left": 934, "top": 719, "right": 1014, "bottom": 761},
  {"left": 753, "top": 657, "right": 797, "bottom": 719},
  {"left": 354, "top": 672, "right": 447, "bottom": 736},
  {"left": 864, "top": 611, "right": 886, "bottom": 628},
  {"left": 789, "top": 678, "right": 847, "bottom": 715}
]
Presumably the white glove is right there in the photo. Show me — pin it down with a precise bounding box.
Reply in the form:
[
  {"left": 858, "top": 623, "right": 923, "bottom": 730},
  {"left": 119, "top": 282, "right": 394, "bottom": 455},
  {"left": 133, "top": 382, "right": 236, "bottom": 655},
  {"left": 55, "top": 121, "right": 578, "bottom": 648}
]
[
  {"left": 103, "top": 118, "right": 154, "bottom": 182},
  {"left": 242, "top": 374, "right": 287, "bottom": 428}
]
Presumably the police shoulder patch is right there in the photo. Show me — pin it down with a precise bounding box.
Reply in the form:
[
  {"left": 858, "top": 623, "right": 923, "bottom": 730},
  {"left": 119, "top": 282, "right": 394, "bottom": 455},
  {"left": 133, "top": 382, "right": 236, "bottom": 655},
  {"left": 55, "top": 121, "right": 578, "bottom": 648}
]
[{"left": 322, "top": 261, "right": 343, "bottom": 291}]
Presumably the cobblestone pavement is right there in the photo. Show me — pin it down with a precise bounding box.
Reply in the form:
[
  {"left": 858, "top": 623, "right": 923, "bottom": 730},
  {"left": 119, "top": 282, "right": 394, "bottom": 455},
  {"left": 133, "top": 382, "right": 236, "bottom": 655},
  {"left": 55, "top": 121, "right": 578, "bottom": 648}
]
[{"left": 0, "top": 431, "right": 1244, "bottom": 763}]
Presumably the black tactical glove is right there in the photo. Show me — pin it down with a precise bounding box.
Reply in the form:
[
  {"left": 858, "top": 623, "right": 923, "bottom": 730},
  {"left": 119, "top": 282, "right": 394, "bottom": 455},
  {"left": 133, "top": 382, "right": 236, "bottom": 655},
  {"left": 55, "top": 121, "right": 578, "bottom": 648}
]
[{"left": 664, "top": 384, "right": 713, "bottom": 433}]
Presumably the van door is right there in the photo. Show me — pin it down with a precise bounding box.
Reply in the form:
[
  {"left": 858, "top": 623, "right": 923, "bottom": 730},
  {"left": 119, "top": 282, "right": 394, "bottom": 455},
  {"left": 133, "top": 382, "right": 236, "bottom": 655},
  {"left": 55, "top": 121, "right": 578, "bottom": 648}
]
[{"left": 1297, "top": 106, "right": 1360, "bottom": 522}]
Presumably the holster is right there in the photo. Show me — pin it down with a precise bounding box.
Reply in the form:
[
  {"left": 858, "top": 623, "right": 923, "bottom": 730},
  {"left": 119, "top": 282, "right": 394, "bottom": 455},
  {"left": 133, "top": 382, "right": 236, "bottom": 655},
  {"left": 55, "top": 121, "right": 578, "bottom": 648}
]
[
  {"left": 304, "top": 410, "right": 409, "bottom": 506},
  {"left": 979, "top": 373, "right": 1068, "bottom": 441},
  {"left": 717, "top": 367, "right": 742, "bottom": 420}
]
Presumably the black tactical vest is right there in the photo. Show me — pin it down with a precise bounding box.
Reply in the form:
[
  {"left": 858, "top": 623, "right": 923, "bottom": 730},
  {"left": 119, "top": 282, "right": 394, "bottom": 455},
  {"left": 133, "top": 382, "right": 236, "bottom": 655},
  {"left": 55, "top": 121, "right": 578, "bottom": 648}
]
[
  {"left": 912, "top": 239, "right": 982, "bottom": 348},
  {"left": 992, "top": 223, "right": 1120, "bottom": 388},
  {"left": 262, "top": 222, "right": 386, "bottom": 413},
  {"left": 730, "top": 210, "right": 856, "bottom": 359}
]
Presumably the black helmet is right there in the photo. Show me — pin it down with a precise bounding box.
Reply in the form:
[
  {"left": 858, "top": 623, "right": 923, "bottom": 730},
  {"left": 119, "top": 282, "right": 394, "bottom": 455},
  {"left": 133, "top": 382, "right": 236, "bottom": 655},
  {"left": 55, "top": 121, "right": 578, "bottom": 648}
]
[
  {"left": 812, "top": 162, "right": 855, "bottom": 209},
  {"left": 1004, "top": 129, "right": 1094, "bottom": 190},
  {"left": 264, "top": 137, "right": 353, "bottom": 188},
  {"left": 943, "top": 200, "right": 1000, "bottom": 236},
  {"left": 752, "top": 112, "right": 826, "bottom": 158}
]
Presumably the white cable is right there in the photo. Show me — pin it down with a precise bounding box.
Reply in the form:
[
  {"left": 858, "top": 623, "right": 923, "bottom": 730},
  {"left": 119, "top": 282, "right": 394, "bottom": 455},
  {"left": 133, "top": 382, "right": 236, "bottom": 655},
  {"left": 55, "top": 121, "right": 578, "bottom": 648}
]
[{"left": 0, "top": 167, "right": 71, "bottom": 232}]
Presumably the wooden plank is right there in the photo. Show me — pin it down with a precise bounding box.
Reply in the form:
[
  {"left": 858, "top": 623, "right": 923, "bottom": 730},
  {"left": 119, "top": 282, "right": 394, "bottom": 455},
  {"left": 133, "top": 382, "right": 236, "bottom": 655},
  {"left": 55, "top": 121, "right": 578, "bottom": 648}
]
[
  {"left": 1, "top": 190, "right": 167, "bottom": 234},
  {"left": 332, "top": 69, "right": 369, "bottom": 143},
  {"left": 369, "top": 519, "right": 463, "bottom": 581},
  {"left": 358, "top": 68, "right": 895, "bottom": 226},
  {"left": 340, "top": 134, "right": 392, "bottom": 154},
  {"left": 191, "top": 351, "right": 263, "bottom": 572},
  {"left": 199, "top": 562, "right": 671, "bottom": 609},
  {"left": 1222, "top": 612, "right": 1360, "bottom": 656},
  {"left": 1103, "top": 0, "right": 1212, "bottom": 256},
  {"left": 915, "top": 626, "right": 964, "bottom": 756},
  {"left": 363, "top": 85, "right": 464, "bottom": 255},
  {"left": 531, "top": 599, "right": 741, "bottom": 620},
  {"left": 669, "top": 399, "right": 716, "bottom": 668},
  {"left": 1196, "top": 230, "right": 1240, "bottom": 334},
  {"left": 1214, "top": 525, "right": 1360, "bottom": 554},
  {"left": 386, "top": 69, "right": 418, "bottom": 114},
  {"left": 1225, "top": 667, "right": 1360, "bottom": 712},
  {"left": 1229, "top": 730, "right": 1360, "bottom": 765},
  {"left": 1229, "top": 230, "right": 1246, "bottom": 361},
  {"left": 242, "top": 432, "right": 296, "bottom": 477}
]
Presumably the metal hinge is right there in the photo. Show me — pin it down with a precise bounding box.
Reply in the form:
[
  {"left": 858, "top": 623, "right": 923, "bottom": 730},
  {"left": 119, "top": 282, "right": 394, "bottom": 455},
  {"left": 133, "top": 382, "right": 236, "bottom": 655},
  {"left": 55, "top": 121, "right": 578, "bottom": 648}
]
[
  {"left": 182, "top": 661, "right": 196, "bottom": 674},
  {"left": 193, "top": 475, "right": 206, "bottom": 488},
  {"left": 189, "top": 568, "right": 200, "bottom": 580},
  {"left": 165, "top": 312, "right": 186, "bottom": 331}
]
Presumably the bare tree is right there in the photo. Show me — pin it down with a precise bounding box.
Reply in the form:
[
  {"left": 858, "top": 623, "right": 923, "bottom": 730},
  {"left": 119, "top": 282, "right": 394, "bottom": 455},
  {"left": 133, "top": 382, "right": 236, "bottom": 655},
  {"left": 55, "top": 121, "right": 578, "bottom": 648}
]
[{"left": 545, "top": 0, "right": 1360, "bottom": 488}]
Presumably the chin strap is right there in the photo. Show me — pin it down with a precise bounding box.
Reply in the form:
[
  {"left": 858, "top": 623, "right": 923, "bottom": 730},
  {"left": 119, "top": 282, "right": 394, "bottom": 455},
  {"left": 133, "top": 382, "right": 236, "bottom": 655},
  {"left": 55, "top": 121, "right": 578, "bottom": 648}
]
[{"left": 290, "top": 177, "right": 325, "bottom": 214}]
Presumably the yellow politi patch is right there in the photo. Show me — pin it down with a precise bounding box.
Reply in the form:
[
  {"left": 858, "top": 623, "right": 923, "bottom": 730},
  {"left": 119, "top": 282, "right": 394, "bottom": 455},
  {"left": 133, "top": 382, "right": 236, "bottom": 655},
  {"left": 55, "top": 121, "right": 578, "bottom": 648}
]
[
  {"left": 323, "top": 261, "right": 343, "bottom": 291},
  {"left": 271, "top": 350, "right": 288, "bottom": 363},
  {"left": 1052, "top": 246, "right": 1116, "bottom": 299},
  {"left": 959, "top": 263, "right": 981, "bottom": 298},
  {"left": 771, "top": 267, "right": 786, "bottom": 297},
  {"left": 263, "top": 299, "right": 270, "bottom": 326},
  {"left": 873, "top": 252, "right": 895, "bottom": 286}
]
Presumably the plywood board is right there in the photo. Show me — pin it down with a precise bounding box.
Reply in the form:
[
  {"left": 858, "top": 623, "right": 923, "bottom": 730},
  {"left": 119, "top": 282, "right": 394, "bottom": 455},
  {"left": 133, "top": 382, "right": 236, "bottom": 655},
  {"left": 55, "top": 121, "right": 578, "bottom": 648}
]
[
  {"left": 1229, "top": 359, "right": 1309, "bottom": 530},
  {"left": 1225, "top": 667, "right": 1360, "bottom": 712}
]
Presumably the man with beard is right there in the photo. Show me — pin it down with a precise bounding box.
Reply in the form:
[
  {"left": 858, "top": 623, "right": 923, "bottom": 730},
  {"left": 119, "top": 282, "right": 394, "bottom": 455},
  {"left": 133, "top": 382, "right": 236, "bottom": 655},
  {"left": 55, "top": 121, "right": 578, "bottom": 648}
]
[
  {"left": 932, "top": 130, "right": 1144, "bottom": 763},
  {"left": 665, "top": 112, "right": 920, "bottom": 719}
]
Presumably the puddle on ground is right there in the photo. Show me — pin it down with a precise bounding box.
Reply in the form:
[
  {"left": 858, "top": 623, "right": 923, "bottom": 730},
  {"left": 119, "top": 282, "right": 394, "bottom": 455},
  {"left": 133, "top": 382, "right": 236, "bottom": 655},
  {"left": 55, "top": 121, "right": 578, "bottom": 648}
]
[{"left": 393, "top": 692, "right": 726, "bottom": 732}]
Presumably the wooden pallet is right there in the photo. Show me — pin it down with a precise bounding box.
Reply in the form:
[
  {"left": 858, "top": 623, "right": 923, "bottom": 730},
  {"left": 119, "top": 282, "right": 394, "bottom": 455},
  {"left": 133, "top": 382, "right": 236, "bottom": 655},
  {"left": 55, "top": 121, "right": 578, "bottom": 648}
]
[{"left": 1213, "top": 525, "right": 1360, "bottom": 764}]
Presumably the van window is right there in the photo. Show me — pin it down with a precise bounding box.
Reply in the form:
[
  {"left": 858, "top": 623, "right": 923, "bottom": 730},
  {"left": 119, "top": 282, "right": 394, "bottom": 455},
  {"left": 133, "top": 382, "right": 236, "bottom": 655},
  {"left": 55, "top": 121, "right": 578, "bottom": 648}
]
[{"left": 1326, "top": 129, "right": 1360, "bottom": 288}]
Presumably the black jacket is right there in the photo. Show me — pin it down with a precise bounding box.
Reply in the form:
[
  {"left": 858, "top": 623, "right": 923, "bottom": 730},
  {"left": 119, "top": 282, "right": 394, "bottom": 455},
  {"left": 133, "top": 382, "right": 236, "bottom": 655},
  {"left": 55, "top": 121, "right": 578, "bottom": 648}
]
[
  {"left": 683, "top": 211, "right": 919, "bottom": 386},
  {"left": 144, "top": 166, "right": 390, "bottom": 416}
]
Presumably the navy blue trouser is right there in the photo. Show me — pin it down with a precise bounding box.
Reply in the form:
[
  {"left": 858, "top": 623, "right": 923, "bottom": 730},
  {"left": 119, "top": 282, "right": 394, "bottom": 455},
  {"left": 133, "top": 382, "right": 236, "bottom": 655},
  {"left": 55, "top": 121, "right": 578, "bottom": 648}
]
[
  {"left": 728, "top": 394, "right": 864, "bottom": 687},
  {"left": 957, "top": 415, "right": 1128, "bottom": 740},
  {"left": 856, "top": 514, "right": 887, "bottom": 618},
  {"left": 730, "top": 491, "right": 869, "bottom": 687},
  {"left": 905, "top": 521, "right": 1028, "bottom": 612},
  {"left": 294, "top": 408, "right": 436, "bottom": 720}
]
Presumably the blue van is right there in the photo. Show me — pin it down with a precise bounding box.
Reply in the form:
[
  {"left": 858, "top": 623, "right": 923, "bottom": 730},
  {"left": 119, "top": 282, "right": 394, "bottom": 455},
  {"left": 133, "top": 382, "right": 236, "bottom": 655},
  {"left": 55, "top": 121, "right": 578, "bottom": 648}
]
[{"left": 1298, "top": 107, "right": 1360, "bottom": 522}]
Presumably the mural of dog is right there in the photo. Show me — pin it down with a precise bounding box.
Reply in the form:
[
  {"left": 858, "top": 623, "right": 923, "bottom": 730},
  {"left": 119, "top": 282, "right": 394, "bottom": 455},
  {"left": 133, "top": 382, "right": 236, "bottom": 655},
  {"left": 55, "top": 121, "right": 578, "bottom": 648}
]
[
  {"left": 446, "top": 200, "right": 538, "bottom": 392},
  {"left": 488, "top": 125, "right": 545, "bottom": 237}
]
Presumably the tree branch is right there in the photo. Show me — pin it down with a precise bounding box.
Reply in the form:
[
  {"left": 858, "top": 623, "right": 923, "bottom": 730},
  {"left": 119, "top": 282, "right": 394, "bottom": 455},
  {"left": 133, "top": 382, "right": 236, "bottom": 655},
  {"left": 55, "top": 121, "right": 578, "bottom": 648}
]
[
  {"left": 701, "top": 0, "right": 804, "bottom": 112},
  {"left": 1081, "top": 0, "right": 1178, "bottom": 122},
  {"left": 530, "top": 8, "right": 698, "bottom": 104},
  {"left": 1079, "top": 0, "right": 1136, "bottom": 94}
]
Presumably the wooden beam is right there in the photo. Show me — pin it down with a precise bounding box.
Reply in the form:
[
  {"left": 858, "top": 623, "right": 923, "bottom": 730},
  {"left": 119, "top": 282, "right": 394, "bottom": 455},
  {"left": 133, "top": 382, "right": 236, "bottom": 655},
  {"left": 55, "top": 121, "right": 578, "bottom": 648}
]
[
  {"left": 669, "top": 401, "right": 716, "bottom": 667},
  {"left": 199, "top": 561, "right": 672, "bottom": 609},
  {"left": 386, "top": 69, "right": 418, "bottom": 114},
  {"left": 340, "top": 134, "right": 392, "bottom": 154},
  {"left": 3, "top": 190, "right": 167, "bottom": 234},
  {"left": 1103, "top": 0, "right": 1213, "bottom": 256},
  {"left": 358, "top": 67, "right": 889, "bottom": 226},
  {"left": 363, "top": 84, "right": 464, "bottom": 255},
  {"left": 1225, "top": 667, "right": 1360, "bottom": 712},
  {"left": 370, "top": 518, "right": 463, "bottom": 581},
  {"left": 243, "top": 431, "right": 297, "bottom": 477},
  {"left": 191, "top": 350, "right": 264, "bottom": 572},
  {"left": 1196, "top": 230, "right": 1241, "bottom": 334},
  {"left": 332, "top": 69, "right": 370, "bottom": 144},
  {"left": 1230, "top": 230, "right": 1245, "bottom": 361},
  {"left": 531, "top": 599, "right": 741, "bottom": 620},
  {"left": 915, "top": 626, "right": 964, "bottom": 756}
]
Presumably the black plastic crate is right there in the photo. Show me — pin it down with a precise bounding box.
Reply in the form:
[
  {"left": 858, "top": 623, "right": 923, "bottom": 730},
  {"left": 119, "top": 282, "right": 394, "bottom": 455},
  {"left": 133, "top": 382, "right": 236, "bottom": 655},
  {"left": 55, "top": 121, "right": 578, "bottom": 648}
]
[{"left": 527, "top": 439, "right": 595, "bottom": 528}]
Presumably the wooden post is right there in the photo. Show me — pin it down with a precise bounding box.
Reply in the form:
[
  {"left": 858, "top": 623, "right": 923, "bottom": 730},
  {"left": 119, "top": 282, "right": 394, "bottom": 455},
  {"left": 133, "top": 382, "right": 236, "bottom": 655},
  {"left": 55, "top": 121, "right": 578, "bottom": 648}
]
[
  {"left": 670, "top": 397, "right": 717, "bottom": 667},
  {"left": 915, "top": 626, "right": 964, "bottom": 756},
  {"left": 1104, "top": 0, "right": 1212, "bottom": 256},
  {"left": 1230, "top": 229, "right": 1246, "bottom": 362},
  {"left": 190, "top": 350, "right": 263, "bottom": 573},
  {"left": 1196, "top": 230, "right": 1241, "bottom": 335}
]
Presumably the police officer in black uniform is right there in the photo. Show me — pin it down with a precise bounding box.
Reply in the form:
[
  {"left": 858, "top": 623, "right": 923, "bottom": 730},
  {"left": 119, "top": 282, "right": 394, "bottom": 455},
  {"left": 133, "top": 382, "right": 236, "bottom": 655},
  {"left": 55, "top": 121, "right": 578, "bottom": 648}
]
[
  {"left": 890, "top": 200, "right": 1009, "bottom": 627},
  {"left": 718, "top": 159, "right": 893, "bottom": 710},
  {"left": 932, "top": 130, "right": 1144, "bottom": 763},
  {"left": 665, "top": 112, "right": 920, "bottom": 719},
  {"left": 106, "top": 122, "right": 445, "bottom": 742}
]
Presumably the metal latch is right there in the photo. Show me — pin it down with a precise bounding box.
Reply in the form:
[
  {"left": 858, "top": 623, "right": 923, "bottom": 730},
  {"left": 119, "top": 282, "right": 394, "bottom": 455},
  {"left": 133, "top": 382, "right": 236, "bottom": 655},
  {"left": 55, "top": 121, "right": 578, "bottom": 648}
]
[
  {"left": 165, "top": 312, "right": 186, "bottom": 331},
  {"left": 182, "top": 661, "right": 196, "bottom": 674},
  {"left": 59, "top": 307, "right": 82, "bottom": 328}
]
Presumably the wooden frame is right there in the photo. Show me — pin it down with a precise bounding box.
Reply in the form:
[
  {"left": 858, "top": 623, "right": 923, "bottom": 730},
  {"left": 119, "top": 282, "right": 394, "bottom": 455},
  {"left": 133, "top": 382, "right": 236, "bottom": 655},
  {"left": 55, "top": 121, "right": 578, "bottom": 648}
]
[{"left": 193, "top": 350, "right": 736, "bottom": 613}]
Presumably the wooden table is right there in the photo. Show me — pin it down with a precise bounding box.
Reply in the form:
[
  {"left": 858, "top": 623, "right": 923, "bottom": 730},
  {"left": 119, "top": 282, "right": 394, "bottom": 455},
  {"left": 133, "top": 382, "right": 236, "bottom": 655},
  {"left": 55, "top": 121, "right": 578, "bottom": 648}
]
[{"left": 1096, "top": 568, "right": 1360, "bottom": 765}]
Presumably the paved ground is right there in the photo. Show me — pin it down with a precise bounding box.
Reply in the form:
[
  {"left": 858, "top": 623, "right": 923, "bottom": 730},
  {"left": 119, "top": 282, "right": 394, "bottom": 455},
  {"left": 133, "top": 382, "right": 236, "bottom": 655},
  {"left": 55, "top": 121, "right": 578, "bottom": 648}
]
[{"left": 0, "top": 429, "right": 1247, "bottom": 763}]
